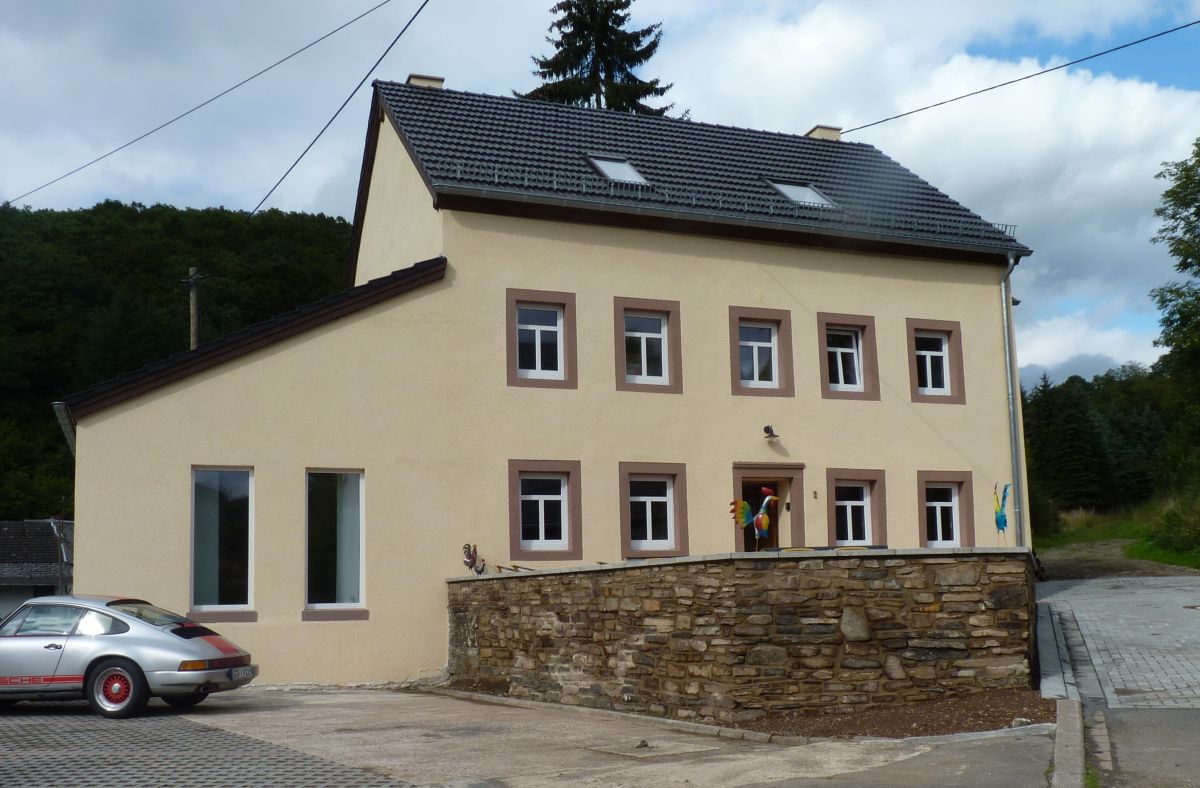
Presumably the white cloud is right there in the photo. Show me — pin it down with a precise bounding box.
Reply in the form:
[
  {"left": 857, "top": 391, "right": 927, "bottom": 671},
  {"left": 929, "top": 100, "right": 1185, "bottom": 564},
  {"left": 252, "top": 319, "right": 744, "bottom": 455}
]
[{"left": 1017, "top": 312, "right": 1162, "bottom": 368}]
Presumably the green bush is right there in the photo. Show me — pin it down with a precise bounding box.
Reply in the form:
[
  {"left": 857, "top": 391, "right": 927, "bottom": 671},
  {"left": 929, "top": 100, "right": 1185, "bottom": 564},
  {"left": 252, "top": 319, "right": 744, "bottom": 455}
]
[{"left": 1149, "top": 490, "right": 1200, "bottom": 552}]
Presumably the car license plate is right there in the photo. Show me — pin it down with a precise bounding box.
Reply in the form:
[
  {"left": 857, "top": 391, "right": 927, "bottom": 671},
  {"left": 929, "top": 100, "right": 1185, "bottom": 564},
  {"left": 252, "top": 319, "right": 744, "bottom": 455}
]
[{"left": 228, "top": 665, "right": 258, "bottom": 681}]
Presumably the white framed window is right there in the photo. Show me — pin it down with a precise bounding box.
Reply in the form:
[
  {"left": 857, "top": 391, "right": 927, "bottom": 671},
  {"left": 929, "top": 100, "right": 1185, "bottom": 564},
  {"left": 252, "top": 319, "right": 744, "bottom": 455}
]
[
  {"left": 834, "top": 483, "right": 871, "bottom": 545},
  {"left": 826, "top": 328, "right": 864, "bottom": 392},
  {"left": 516, "top": 304, "right": 564, "bottom": 379},
  {"left": 924, "top": 483, "right": 959, "bottom": 548},
  {"left": 914, "top": 331, "right": 951, "bottom": 395},
  {"left": 624, "top": 312, "right": 668, "bottom": 385},
  {"left": 627, "top": 476, "right": 674, "bottom": 551},
  {"left": 739, "top": 321, "right": 778, "bottom": 388},
  {"left": 306, "top": 471, "right": 364, "bottom": 607},
  {"left": 519, "top": 474, "right": 569, "bottom": 551},
  {"left": 191, "top": 468, "right": 253, "bottom": 610}
]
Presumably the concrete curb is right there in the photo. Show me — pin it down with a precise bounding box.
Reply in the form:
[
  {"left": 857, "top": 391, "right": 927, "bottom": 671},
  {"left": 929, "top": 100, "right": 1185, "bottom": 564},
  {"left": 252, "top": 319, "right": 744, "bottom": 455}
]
[
  {"left": 1051, "top": 698, "right": 1085, "bottom": 788},
  {"left": 422, "top": 686, "right": 1055, "bottom": 749}
]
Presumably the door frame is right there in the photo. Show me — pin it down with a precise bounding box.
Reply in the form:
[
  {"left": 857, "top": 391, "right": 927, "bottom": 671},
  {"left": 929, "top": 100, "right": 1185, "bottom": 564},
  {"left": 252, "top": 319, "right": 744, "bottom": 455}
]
[{"left": 731, "top": 462, "right": 805, "bottom": 549}]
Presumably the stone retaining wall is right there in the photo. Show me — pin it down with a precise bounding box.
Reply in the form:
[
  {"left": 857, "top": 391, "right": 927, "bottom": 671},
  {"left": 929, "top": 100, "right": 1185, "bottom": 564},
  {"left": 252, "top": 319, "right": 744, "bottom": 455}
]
[{"left": 447, "top": 549, "right": 1035, "bottom": 722}]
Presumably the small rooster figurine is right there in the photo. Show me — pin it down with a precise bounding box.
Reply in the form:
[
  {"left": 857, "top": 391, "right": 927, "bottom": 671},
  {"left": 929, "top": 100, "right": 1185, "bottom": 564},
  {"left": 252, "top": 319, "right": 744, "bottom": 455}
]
[
  {"left": 462, "top": 543, "right": 487, "bottom": 575},
  {"left": 730, "top": 487, "right": 778, "bottom": 550}
]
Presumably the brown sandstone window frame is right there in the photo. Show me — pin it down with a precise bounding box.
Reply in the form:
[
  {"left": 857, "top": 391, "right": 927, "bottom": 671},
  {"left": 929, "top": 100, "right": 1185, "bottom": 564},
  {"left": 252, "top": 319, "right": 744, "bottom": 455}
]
[
  {"left": 613, "top": 297, "right": 683, "bottom": 394},
  {"left": 816, "top": 312, "right": 880, "bottom": 401},
  {"left": 825, "top": 468, "right": 887, "bottom": 547},
  {"left": 508, "top": 459, "right": 583, "bottom": 561},
  {"left": 506, "top": 288, "right": 578, "bottom": 389},
  {"left": 728, "top": 306, "right": 795, "bottom": 397},
  {"left": 917, "top": 470, "right": 975, "bottom": 548},
  {"left": 618, "top": 462, "right": 689, "bottom": 558},
  {"left": 906, "top": 318, "right": 966, "bottom": 404}
]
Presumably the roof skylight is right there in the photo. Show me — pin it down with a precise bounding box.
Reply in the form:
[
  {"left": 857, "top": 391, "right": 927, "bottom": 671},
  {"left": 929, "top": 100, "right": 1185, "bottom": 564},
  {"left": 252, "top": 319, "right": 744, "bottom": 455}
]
[
  {"left": 769, "top": 180, "right": 834, "bottom": 208},
  {"left": 589, "top": 156, "right": 648, "bottom": 184}
]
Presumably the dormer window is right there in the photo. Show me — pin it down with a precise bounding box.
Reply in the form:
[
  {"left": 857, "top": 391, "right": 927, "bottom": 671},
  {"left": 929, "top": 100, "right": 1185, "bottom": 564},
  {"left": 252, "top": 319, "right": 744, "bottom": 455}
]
[
  {"left": 768, "top": 180, "right": 834, "bottom": 207},
  {"left": 589, "top": 156, "right": 648, "bottom": 184}
]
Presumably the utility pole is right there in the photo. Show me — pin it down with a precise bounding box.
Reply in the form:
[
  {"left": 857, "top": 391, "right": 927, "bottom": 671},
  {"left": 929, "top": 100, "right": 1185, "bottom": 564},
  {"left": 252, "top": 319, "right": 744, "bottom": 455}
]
[{"left": 183, "top": 267, "right": 204, "bottom": 349}]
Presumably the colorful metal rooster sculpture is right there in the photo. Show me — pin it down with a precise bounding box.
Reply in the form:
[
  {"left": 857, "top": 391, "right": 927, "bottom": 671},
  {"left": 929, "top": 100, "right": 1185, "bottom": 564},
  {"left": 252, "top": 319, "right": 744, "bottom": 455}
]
[
  {"left": 462, "top": 543, "right": 487, "bottom": 575},
  {"left": 730, "top": 487, "right": 779, "bottom": 550}
]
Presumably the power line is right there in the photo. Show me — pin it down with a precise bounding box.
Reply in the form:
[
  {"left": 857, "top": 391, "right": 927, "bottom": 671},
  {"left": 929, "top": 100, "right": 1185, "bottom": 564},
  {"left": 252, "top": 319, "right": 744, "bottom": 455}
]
[
  {"left": 844, "top": 17, "right": 1200, "bottom": 135},
  {"left": 251, "top": 0, "right": 432, "bottom": 215},
  {"left": 3, "top": 0, "right": 396, "bottom": 206}
]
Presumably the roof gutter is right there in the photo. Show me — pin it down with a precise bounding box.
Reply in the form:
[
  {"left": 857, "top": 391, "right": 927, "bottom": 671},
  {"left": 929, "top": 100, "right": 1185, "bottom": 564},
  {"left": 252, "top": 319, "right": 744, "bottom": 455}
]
[
  {"left": 433, "top": 184, "right": 1030, "bottom": 260},
  {"left": 52, "top": 401, "right": 76, "bottom": 459},
  {"left": 1000, "top": 252, "right": 1025, "bottom": 547}
]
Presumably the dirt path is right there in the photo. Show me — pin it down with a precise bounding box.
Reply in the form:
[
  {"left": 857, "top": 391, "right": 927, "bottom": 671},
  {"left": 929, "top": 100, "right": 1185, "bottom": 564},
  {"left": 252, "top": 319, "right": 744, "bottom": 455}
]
[{"left": 1038, "top": 539, "right": 1200, "bottom": 580}]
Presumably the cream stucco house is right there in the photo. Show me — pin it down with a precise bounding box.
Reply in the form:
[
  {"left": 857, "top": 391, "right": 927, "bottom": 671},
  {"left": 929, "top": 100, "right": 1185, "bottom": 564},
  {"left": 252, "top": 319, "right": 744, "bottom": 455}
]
[{"left": 64, "top": 75, "right": 1031, "bottom": 684}]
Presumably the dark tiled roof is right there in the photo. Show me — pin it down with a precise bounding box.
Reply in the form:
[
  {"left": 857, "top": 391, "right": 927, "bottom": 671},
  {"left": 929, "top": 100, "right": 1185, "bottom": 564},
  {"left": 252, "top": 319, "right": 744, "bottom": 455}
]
[
  {"left": 376, "top": 81, "right": 1029, "bottom": 258},
  {"left": 0, "top": 521, "right": 70, "bottom": 583},
  {"left": 65, "top": 257, "right": 447, "bottom": 419}
]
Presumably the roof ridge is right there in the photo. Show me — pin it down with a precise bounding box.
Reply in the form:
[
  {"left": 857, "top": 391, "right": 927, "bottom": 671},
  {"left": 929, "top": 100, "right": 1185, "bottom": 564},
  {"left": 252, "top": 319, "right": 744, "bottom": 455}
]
[{"left": 374, "top": 80, "right": 877, "bottom": 151}]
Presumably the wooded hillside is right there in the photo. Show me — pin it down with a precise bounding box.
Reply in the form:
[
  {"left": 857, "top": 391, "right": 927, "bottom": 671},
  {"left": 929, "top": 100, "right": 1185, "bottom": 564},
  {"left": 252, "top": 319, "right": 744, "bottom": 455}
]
[{"left": 0, "top": 201, "right": 351, "bottom": 519}]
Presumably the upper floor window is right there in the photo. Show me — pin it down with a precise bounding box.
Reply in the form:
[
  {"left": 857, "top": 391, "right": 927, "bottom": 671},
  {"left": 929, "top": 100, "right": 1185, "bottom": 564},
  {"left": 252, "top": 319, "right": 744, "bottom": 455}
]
[
  {"left": 614, "top": 298, "right": 683, "bottom": 394},
  {"left": 906, "top": 319, "right": 966, "bottom": 404},
  {"left": 192, "top": 468, "right": 252, "bottom": 609},
  {"left": 728, "top": 306, "right": 794, "bottom": 397},
  {"left": 506, "top": 289, "right": 577, "bottom": 389},
  {"left": 817, "top": 313, "right": 880, "bottom": 401},
  {"left": 508, "top": 459, "right": 583, "bottom": 560},
  {"left": 517, "top": 305, "right": 563, "bottom": 379},
  {"left": 914, "top": 332, "right": 949, "bottom": 394},
  {"left": 825, "top": 328, "right": 863, "bottom": 392},
  {"left": 740, "top": 322, "right": 778, "bottom": 387}
]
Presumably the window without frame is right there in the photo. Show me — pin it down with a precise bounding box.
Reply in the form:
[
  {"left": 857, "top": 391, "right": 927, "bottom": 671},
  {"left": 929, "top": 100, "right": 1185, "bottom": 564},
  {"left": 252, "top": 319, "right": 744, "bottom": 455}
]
[
  {"left": 307, "top": 472, "right": 362, "bottom": 606},
  {"left": 193, "top": 469, "right": 251, "bottom": 607}
]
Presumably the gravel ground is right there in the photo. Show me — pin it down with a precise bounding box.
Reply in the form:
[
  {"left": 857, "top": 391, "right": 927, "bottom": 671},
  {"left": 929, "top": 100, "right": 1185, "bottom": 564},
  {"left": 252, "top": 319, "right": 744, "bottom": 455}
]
[
  {"left": 728, "top": 688, "right": 1056, "bottom": 739},
  {"left": 1038, "top": 539, "right": 1200, "bottom": 580}
]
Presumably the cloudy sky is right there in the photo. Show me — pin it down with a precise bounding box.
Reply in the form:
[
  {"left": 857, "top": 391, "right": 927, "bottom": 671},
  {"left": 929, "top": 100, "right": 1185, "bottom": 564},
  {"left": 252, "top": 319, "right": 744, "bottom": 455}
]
[{"left": 3, "top": 1, "right": 1199, "bottom": 384}]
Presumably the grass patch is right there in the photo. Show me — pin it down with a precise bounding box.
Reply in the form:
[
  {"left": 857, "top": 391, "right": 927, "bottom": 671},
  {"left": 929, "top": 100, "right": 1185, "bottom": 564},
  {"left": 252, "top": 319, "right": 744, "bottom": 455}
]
[
  {"left": 1084, "top": 766, "right": 1101, "bottom": 788},
  {"left": 1033, "top": 510, "right": 1148, "bottom": 549},
  {"left": 1125, "top": 541, "right": 1200, "bottom": 571}
]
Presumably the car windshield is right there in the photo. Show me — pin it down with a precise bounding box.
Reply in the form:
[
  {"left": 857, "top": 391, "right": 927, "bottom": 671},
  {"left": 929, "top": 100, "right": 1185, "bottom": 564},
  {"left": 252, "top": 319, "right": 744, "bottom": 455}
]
[{"left": 107, "top": 601, "right": 191, "bottom": 626}]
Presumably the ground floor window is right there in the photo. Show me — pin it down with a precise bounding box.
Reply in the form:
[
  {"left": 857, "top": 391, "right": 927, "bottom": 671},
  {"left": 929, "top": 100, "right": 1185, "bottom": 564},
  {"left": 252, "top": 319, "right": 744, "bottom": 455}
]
[
  {"left": 834, "top": 482, "right": 871, "bottom": 545},
  {"left": 192, "top": 468, "right": 252, "bottom": 608},
  {"left": 619, "top": 462, "right": 688, "bottom": 558},
  {"left": 918, "top": 471, "right": 975, "bottom": 547},
  {"left": 508, "top": 460, "right": 583, "bottom": 560},
  {"left": 306, "top": 471, "right": 363, "bottom": 606},
  {"left": 825, "top": 468, "right": 887, "bottom": 547}
]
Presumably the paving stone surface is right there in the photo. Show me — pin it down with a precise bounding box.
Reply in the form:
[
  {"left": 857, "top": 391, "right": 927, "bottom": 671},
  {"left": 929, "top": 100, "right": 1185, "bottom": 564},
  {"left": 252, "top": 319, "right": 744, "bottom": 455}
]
[
  {"left": 1040, "top": 577, "right": 1200, "bottom": 709},
  {"left": 0, "top": 700, "right": 405, "bottom": 787}
]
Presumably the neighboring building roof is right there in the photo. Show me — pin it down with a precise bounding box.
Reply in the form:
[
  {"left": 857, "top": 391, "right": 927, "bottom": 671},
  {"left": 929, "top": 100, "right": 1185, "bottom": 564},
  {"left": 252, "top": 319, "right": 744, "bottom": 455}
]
[
  {"left": 355, "top": 81, "right": 1029, "bottom": 280},
  {"left": 64, "top": 256, "right": 447, "bottom": 419},
  {"left": 0, "top": 520, "right": 71, "bottom": 585}
]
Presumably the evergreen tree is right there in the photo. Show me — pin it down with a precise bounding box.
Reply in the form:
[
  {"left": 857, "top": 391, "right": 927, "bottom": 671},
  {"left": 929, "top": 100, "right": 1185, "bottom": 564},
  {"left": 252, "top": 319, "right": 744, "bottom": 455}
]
[{"left": 518, "top": 0, "right": 673, "bottom": 115}]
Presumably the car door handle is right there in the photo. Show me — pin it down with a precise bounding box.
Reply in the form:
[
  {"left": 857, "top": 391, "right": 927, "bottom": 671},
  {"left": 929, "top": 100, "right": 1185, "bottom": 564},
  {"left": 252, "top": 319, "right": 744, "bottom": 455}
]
[{"left": 43, "top": 643, "right": 63, "bottom": 650}]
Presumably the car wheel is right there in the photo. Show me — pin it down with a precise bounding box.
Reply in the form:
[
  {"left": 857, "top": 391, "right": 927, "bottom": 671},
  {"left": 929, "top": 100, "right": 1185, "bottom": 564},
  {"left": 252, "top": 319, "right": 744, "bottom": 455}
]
[
  {"left": 87, "top": 658, "right": 149, "bottom": 719},
  {"left": 161, "top": 690, "right": 209, "bottom": 708}
]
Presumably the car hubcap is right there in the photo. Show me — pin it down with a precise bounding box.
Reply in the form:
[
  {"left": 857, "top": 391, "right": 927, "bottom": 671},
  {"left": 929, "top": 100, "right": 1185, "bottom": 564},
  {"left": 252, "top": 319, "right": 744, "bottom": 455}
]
[{"left": 96, "top": 668, "right": 131, "bottom": 710}]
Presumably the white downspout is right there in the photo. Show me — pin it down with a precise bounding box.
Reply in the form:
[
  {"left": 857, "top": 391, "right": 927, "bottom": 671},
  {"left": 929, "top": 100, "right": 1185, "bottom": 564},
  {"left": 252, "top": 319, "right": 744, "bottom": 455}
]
[{"left": 1000, "top": 252, "right": 1025, "bottom": 547}]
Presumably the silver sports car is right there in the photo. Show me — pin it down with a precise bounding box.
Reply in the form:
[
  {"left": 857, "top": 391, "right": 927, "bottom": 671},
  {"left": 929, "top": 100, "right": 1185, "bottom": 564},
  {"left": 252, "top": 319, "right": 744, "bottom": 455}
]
[{"left": 0, "top": 595, "right": 258, "bottom": 718}]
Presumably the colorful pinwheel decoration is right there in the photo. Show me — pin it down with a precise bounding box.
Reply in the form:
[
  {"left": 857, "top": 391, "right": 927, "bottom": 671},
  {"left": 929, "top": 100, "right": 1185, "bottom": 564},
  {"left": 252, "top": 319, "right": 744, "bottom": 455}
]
[
  {"left": 994, "top": 483, "right": 1011, "bottom": 545},
  {"left": 731, "top": 487, "right": 779, "bottom": 550}
]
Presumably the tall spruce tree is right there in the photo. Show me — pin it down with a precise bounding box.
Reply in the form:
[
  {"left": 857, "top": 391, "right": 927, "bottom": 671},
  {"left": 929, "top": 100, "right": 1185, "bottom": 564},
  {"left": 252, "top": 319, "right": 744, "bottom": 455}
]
[{"left": 518, "top": 0, "right": 672, "bottom": 115}]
